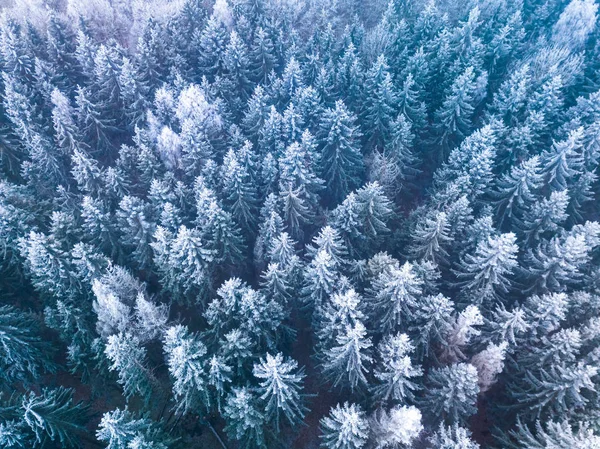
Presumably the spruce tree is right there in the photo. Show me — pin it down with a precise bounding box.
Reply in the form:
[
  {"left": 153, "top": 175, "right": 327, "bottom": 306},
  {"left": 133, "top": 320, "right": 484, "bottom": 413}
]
[
  {"left": 320, "top": 402, "right": 369, "bottom": 449},
  {"left": 253, "top": 353, "right": 307, "bottom": 430},
  {"left": 317, "top": 100, "right": 364, "bottom": 204}
]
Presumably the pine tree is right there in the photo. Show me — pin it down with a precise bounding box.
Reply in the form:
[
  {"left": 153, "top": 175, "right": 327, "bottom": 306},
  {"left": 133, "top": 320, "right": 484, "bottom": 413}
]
[
  {"left": 51, "top": 88, "right": 84, "bottom": 154},
  {"left": 361, "top": 55, "right": 397, "bottom": 149},
  {"left": 510, "top": 361, "right": 597, "bottom": 418},
  {"left": 301, "top": 249, "right": 338, "bottom": 311},
  {"left": 223, "top": 30, "right": 252, "bottom": 102},
  {"left": 117, "top": 196, "right": 155, "bottom": 270},
  {"left": 455, "top": 233, "right": 518, "bottom": 304},
  {"left": 163, "top": 325, "right": 210, "bottom": 413},
  {"left": 104, "top": 333, "right": 154, "bottom": 403},
  {"left": 428, "top": 424, "right": 480, "bottom": 449},
  {"left": 322, "top": 321, "right": 373, "bottom": 392},
  {"left": 372, "top": 333, "right": 422, "bottom": 404},
  {"left": 223, "top": 387, "right": 266, "bottom": 449},
  {"left": 397, "top": 73, "right": 427, "bottom": 132},
  {"left": 221, "top": 147, "right": 259, "bottom": 232},
  {"left": 306, "top": 225, "right": 349, "bottom": 268},
  {"left": 317, "top": 100, "right": 364, "bottom": 204},
  {"left": 370, "top": 405, "right": 423, "bottom": 449},
  {"left": 519, "top": 190, "right": 569, "bottom": 243},
  {"left": 253, "top": 353, "right": 307, "bottom": 430},
  {"left": 320, "top": 402, "right": 369, "bottom": 449},
  {"left": 242, "top": 85, "right": 269, "bottom": 140},
  {"left": 0, "top": 305, "right": 55, "bottom": 383},
  {"left": 21, "top": 387, "right": 88, "bottom": 448},
  {"left": 369, "top": 261, "right": 423, "bottom": 332},
  {"left": 197, "top": 17, "right": 228, "bottom": 79},
  {"left": 493, "top": 156, "right": 544, "bottom": 223},
  {"left": 434, "top": 66, "right": 478, "bottom": 149},
  {"left": 407, "top": 210, "right": 453, "bottom": 263},
  {"left": 498, "top": 418, "right": 600, "bottom": 449},
  {"left": 422, "top": 363, "right": 480, "bottom": 424},
  {"left": 96, "top": 408, "right": 168, "bottom": 449},
  {"left": 250, "top": 27, "right": 277, "bottom": 84},
  {"left": 441, "top": 305, "right": 484, "bottom": 363},
  {"left": 541, "top": 127, "right": 585, "bottom": 191},
  {"left": 279, "top": 133, "right": 324, "bottom": 214}
]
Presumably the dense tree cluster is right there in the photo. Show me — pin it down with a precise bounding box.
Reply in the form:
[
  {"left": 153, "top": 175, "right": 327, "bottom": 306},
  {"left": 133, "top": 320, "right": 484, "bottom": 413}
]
[{"left": 0, "top": 0, "right": 599, "bottom": 448}]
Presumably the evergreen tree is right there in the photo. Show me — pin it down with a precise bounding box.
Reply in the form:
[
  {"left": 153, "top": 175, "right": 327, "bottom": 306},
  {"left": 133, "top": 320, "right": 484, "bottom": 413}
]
[
  {"left": 428, "top": 424, "right": 480, "bottom": 449},
  {"left": 0, "top": 305, "right": 55, "bottom": 383},
  {"left": 434, "top": 66, "right": 479, "bottom": 149},
  {"left": 369, "top": 405, "right": 423, "bottom": 449},
  {"left": 455, "top": 233, "right": 519, "bottom": 304},
  {"left": 21, "top": 387, "right": 88, "bottom": 448},
  {"left": 320, "top": 402, "right": 369, "bottom": 449},
  {"left": 407, "top": 210, "right": 453, "bottom": 263},
  {"left": 422, "top": 363, "right": 480, "bottom": 424},
  {"left": 369, "top": 260, "right": 423, "bottom": 332},
  {"left": 163, "top": 325, "right": 210, "bottom": 413},
  {"left": 541, "top": 127, "right": 585, "bottom": 191},
  {"left": 372, "top": 333, "right": 422, "bottom": 404},
  {"left": 104, "top": 333, "right": 154, "bottom": 403},
  {"left": 253, "top": 353, "right": 307, "bottom": 430},
  {"left": 317, "top": 100, "right": 364, "bottom": 204},
  {"left": 97, "top": 408, "right": 168, "bottom": 449},
  {"left": 223, "top": 387, "right": 266, "bottom": 449},
  {"left": 221, "top": 148, "right": 259, "bottom": 232},
  {"left": 322, "top": 321, "right": 373, "bottom": 392},
  {"left": 361, "top": 55, "right": 397, "bottom": 149}
]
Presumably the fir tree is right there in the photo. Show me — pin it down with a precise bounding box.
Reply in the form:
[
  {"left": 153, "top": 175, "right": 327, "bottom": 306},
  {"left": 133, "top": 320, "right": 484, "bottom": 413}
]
[
  {"left": 317, "top": 100, "right": 364, "bottom": 204},
  {"left": 322, "top": 321, "right": 373, "bottom": 392},
  {"left": 21, "top": 387, "right": 88, "bottom": 448},
  {"left": 223, "top": 387, "right": 266, "bottom": 449},
  {"left": 253, "top": 353, "right": 307, "bottom": 430},
  {"left": 455, "top": 233, "right": 519, "bottom": 304},
  {"left": 320, "top": 402, "right": 369, "bottom": 449},
  {"left": 105, "top": 333, "right": 154, "bottom": 403},
  {"left": 163, "top": 325, "right": 209, "bottom": 414},
  {"left": 422, "top": 363, "right": 480, "bottom": 424},
  {"left": 372, "top": 333, "right": 422, "bottom": 404}
]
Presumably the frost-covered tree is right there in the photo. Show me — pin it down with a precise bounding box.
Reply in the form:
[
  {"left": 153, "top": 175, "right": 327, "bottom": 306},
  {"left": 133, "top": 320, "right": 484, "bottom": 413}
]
[
  {"left": 317, "top": 100, "right": 364, "bottom": 203},
  {"left": 223, "top": 387, "right": 266, "bottom": 449},
  {"left": 422, "top": 363, "right": 480, "bottom": 424},
  {"left": 369, "top": 261, "right": 423, "bottom": 332},
  {"left": 163, "top": 325, "right": 209, "bottom": 413},
  {"left": 370, "top": 405, "right": 423, "bottom": 449},
  {"left": 455, "top": 233, "right": 518, "bottom": 303},
  {"left": 253, "top": 353, "right": 307, "bottom": 430},
  {"left": 428, "top": 424, "right": 480, "bottom": 449},
  {"left": 105, "top": 333, "right": 154, "bottom": 403},
  {"left": 0, "top": 305, "right": 55, "bottom": 383},
  {"left": 320, "top": 402, "right": 369, "bottom": 449},
  {"left": 96, "top": 408, "right": 168, "bottom": 449},
  {"left": 372, "top": 333, "right": 422, "bottom": 403},
  {"left": 322, "top": 321, "right": 373, "bottom": 392}
]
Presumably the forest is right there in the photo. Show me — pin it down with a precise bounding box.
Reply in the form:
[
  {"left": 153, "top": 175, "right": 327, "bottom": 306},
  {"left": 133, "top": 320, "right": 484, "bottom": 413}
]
[{"left": 0, "top": 0, "right": 599, "bottom": 447}]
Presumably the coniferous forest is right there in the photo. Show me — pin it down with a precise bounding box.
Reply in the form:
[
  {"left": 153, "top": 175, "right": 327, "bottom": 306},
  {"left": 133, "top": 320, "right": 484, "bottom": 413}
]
[{"left": 1, "top": 0, "right": 600, "bottom": 447}]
